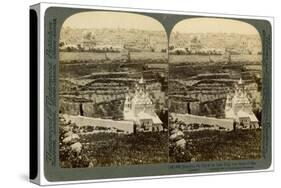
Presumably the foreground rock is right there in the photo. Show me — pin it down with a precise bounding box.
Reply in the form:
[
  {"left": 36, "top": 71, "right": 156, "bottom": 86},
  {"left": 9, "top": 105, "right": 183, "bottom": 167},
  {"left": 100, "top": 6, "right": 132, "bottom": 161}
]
[
  {"left": 70, "top": 142, "right": 82, "bottom": 154},
  {"left": 62, "top": 133, "right": 80, "bottom": 144},
  {"left": 169, "top": 123, "right": 186, "bottom": 149}
]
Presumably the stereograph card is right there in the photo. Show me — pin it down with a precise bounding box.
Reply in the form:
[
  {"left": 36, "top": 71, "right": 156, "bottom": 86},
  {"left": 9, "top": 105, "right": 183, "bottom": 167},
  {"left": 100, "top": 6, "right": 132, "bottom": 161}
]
[{"left": 29, "top": 2, "right": 273, "bottom": 185}]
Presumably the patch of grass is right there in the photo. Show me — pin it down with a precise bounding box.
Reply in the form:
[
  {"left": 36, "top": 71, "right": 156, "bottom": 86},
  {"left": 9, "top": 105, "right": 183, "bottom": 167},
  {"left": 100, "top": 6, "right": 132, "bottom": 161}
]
[
  {"left": 169, "top": 129, "right": 261, "bottom": 163},
  {"left": 60, "top": 132, "right": 169, "bottom": 168},
  {"left": 60, "top": 129, "right": 261, "bottom": 167}
]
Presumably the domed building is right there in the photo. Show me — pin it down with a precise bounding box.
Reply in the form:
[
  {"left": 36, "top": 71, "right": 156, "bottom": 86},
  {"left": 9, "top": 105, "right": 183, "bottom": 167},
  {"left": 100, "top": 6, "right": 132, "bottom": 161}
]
[
  {"left": 123, "top": 77, "right": 163, "bottom": 132},
  {"left": 225, "top": 78, "right": 259, "bottom": 128}
]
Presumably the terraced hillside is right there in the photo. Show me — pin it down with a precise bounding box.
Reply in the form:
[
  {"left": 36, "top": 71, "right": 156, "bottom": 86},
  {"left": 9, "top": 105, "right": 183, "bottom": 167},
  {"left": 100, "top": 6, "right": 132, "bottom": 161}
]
[
  {"left": 59, "top": 52, "right": 168, "bottom": 120},
  {"left": 169, "top": 55, "right": 262, "bottom": 119}
]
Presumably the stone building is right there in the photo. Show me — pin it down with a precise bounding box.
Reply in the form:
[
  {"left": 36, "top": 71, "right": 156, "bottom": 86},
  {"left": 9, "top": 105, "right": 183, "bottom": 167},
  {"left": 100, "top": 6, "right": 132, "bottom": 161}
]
[
  {"left": 225, "top": 78, "right": 259, "bottom": 128},
  {"left": 123, "top": 77, "right": 163, "bottom": 132}
]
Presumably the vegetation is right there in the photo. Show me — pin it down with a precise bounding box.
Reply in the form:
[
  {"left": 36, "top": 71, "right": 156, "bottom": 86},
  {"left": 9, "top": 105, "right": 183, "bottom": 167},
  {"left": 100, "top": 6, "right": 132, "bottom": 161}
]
[
  {"left": 60, "top": 131, "right": 169, "bottom": 168},
  {"left": 60, "top": 117, "right": 261, "bottom": 168},
  {"left": 169, "top": 129, "right": 262, "bottom": 163}
]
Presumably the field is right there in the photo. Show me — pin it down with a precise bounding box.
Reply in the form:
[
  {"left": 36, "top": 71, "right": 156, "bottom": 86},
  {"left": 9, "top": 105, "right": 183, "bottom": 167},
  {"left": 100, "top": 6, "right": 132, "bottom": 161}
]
[
  {"left": 60, "top": 132, "right": 169, "bottom": 168},
  {"left": 169, "top": 129, "right": 262, "bottom": 163}
]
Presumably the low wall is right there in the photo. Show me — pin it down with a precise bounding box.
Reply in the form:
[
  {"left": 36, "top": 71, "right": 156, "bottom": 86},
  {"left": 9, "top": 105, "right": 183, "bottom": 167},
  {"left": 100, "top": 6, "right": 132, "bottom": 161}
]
[
  {"left": 171, "top": 113, "right": 234, "bottom": 130},
  {"left": 63, "top": 114, "right": 134, "bottom": 134}
]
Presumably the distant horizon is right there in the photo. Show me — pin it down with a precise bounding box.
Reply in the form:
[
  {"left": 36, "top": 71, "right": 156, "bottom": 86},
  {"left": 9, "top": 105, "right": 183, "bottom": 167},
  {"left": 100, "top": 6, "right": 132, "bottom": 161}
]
[
  {"left": 61, "top": 26, "right": 164, "bottom": 32},
  {"left": 62, "top": 26, "right": 259, "bottom": 36},
  {"left": 63, "top": 13, "right": 260, "bottom": 36}
]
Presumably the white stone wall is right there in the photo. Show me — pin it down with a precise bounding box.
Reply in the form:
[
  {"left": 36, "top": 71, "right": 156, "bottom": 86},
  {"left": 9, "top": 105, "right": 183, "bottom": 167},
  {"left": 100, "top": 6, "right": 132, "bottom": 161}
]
[
  {"left": 171, "top": 113, "right": 234, "bottom": 130},
  {"left": 64, "top": 114, "right": 134, "bottom": 134}
]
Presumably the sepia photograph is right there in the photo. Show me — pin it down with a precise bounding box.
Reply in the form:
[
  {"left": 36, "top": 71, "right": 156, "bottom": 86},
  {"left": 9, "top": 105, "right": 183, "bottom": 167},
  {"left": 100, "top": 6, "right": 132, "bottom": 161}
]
[
  {"left": 58, "top": 12, "right": 264, "bottom": 168},
  {"left": 58, "top": 11, "right": 169, "bottom": 168},
  {"left": 168, "top": 18, "right": 262, "bottom": 163}
]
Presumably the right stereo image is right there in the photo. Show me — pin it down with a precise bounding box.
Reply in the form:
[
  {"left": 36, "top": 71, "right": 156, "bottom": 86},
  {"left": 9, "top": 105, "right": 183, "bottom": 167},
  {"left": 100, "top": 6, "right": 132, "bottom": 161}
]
[{"left": 168, "top": 17, "right": 262, "bottom": 163}]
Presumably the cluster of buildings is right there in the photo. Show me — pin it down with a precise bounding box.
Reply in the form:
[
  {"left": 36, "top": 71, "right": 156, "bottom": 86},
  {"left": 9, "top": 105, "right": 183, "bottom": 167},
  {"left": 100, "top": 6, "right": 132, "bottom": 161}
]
[
  {"left": 169, "top": 46, "right": 225, "bottom": 55},
  {"left": 59, "top": 28, "right": 167, "bottom": 53},
  {"left": 169, "top": 33, "right": 262, "bottom": 55}
]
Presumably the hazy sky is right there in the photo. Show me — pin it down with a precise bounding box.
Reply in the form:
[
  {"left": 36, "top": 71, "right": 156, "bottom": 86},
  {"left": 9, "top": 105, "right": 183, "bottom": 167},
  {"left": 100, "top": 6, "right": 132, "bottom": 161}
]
[
  {"left": 63, "top": 11, "right": 164, "bottom": 31},
  {"left": 172, "top": 18, "right": 259, "bottom": 35}
]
